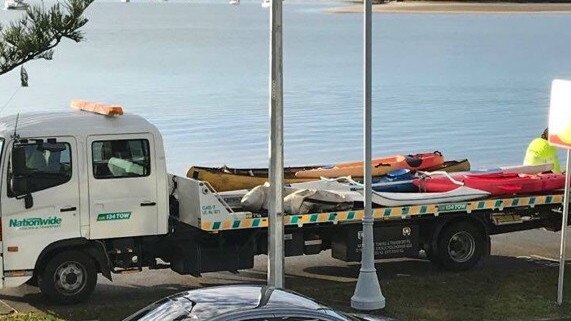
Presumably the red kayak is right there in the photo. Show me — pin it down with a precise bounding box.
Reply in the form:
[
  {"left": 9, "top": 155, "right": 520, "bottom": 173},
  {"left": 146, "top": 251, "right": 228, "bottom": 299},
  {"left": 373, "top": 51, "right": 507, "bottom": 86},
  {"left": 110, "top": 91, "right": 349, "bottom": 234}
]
[{"left": 414, "top": 172, "right": 565, "bottom": 195}]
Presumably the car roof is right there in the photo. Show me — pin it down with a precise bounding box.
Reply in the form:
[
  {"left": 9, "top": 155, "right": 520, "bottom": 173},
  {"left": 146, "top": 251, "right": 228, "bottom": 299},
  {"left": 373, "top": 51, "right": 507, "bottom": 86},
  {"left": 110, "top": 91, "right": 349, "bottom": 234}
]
[
  {"left": 124, "top": 285, "right": 335, "bottom": 321},
  {"left": 184, "top": 285, "right": 328, "bottom": 320}
]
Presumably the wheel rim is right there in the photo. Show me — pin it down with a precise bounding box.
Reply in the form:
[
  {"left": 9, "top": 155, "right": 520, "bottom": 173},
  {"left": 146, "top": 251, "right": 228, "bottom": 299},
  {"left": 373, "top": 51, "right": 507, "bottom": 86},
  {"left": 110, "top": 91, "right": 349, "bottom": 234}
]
[
  {"left": 447, "top": 231, "right": 476, "bottom": 263},
  {"left": 54, "top": 261, "right": 86, "bottom": 295}
]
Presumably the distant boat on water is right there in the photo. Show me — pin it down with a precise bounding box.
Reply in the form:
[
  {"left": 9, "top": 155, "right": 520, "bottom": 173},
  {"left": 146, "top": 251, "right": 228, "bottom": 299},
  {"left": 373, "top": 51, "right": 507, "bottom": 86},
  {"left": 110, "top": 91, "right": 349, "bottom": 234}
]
[
  {"left": 4, "top": 0, "right": 28, "bottom": 10},
  {"left": 261, "top": 0, "right": 270, "bottom": 8},
  {"left": 229, "top": 0, "right": 239, "bottom": 5}
]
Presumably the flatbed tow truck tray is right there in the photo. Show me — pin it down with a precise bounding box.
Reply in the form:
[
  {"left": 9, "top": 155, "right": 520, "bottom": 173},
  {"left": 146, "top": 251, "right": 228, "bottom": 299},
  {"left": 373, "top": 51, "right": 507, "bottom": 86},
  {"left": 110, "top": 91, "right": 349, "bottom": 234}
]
[{"left": 198, "top": 193, "right": 564, "bottom": 232}]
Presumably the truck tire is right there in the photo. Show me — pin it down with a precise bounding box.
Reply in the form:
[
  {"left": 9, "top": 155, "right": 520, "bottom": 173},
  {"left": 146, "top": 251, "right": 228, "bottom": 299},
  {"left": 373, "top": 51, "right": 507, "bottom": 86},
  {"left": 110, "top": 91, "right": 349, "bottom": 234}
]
[
  {"left": 38, "top": 250, "right": 97, "bottom": 305},
  {"left": 436, "top": 222, "right": 485, "bottom": 271}
]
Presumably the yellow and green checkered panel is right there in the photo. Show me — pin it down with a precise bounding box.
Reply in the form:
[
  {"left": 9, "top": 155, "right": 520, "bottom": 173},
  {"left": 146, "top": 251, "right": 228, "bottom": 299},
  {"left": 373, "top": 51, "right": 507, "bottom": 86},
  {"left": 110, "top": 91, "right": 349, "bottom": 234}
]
[{"left": 200, "top": 194, "right": 564, "bottom": 232}]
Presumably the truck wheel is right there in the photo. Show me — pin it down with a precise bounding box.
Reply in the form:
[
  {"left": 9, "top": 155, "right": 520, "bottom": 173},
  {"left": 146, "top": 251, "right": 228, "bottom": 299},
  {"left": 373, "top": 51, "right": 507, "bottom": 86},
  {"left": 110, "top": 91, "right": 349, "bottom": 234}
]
[
  {"left": 38, "top": 250, "right": 97, "bottom": 305},
  {"left": 436, "top": 222, "right": 485, "bottom": 272}
]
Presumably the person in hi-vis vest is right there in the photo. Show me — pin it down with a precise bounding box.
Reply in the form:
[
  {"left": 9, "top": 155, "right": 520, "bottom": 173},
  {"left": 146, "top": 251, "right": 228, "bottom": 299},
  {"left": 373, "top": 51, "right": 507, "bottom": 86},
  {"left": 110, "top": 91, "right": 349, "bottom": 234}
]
[{"left": 523, "top": 128, "right": 561, "bottom": 173}]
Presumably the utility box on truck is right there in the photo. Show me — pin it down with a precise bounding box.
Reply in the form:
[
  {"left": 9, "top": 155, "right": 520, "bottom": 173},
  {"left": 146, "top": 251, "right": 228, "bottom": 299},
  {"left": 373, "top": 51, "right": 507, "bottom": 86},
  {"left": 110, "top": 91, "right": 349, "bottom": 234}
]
[{"left": 332, "top": 224, "right": 420, "bottom": 261}]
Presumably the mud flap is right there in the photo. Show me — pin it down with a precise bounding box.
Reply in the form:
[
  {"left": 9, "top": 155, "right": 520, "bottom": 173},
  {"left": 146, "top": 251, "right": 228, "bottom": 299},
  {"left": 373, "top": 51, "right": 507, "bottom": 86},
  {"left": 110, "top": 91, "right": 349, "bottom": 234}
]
[{"left": 87, "top": 242, "right": 112, "bottom": 281}]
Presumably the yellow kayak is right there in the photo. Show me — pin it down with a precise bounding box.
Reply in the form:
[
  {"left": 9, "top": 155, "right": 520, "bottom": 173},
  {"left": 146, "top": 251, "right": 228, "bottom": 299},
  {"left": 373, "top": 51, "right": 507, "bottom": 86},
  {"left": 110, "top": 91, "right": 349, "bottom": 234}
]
[{"left": 186, "top": 165, "right": 320, "bottom": 192}]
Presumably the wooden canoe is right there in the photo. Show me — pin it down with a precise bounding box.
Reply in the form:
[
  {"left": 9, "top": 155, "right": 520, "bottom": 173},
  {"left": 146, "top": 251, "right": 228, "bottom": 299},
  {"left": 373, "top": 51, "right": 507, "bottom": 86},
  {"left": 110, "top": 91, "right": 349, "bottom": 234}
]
[{"left": 186, "top": 165, "right": 321, "bottom": 192}]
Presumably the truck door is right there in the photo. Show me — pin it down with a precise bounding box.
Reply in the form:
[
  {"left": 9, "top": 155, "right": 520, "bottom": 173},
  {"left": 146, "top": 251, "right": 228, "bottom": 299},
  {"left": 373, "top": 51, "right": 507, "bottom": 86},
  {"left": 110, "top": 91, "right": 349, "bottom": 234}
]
[
  {"left": 1, "top": 137, "right": 81, "bottom": 271},
  {"left": 87, "top": 134, "right": 158, "bottom": 239}
]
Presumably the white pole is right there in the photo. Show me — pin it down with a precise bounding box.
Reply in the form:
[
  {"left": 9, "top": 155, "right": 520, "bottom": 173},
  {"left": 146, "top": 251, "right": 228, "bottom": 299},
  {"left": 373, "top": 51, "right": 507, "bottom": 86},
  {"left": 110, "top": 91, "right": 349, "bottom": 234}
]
[
  {"left": 557, "top": 149, "right": 571, "bottom": 305},
  {"left": 351, "top": 0, "right": 385, "bottom": 310},
  {"left": 268, "top": 0, "right": 285, "bottom": 288}
]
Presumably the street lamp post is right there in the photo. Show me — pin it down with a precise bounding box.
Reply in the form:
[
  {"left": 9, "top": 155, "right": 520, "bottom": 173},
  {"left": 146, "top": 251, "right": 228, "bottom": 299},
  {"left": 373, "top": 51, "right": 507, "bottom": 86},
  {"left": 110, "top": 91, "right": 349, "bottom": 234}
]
[
  {"left": 351, "top": 0, "right": 385, "bottom": 310},
  {"left": 268, "top": 0, "right": 285, "bottom": 288}
]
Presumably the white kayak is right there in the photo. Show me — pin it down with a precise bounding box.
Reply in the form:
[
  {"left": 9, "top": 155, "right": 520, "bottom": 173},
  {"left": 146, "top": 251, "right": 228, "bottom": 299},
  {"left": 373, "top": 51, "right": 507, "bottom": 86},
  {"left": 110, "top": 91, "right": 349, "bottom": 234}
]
[
  {"left": 370, "top": 186, "right": 490, "bottom": 207},
  {"left": 291, "top": 179, "right": 489, "bottom": 207},
  {"left": 464, "top": 163, "right": 554, "bottom": 175},
  {"left": 499, "top": 163, "right": 554, "bottom": 174}
]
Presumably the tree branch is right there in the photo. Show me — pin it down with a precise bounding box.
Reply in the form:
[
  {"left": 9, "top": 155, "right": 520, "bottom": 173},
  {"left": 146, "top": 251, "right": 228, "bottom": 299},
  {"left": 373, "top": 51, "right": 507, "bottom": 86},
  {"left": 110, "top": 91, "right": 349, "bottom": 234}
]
[{"left": 0, "top": 0, "right": 94, "bottom": 77}]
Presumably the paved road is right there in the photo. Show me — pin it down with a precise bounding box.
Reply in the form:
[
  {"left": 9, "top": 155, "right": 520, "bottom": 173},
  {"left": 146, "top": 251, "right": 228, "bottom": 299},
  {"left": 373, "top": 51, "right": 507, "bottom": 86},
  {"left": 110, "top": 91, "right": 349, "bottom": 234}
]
[{"left": 0, "top": 228, "right": 569, "bottom": 320}]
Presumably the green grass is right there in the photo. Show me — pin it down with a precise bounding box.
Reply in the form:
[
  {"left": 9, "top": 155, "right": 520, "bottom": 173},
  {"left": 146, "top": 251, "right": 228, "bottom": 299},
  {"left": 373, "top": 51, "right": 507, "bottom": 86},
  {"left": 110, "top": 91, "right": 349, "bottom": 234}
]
[
  {"left": 4, "top": 263, "right": 571, "bottom": 321},
  {"left": 290, "top": 265, "right": 571, "bottom": 321},
  {"left": 0, "top": 313, "right": 64, "bottom": 321},
  {"left": 384, "top": 267, "right": 571, "bottom": 321}
]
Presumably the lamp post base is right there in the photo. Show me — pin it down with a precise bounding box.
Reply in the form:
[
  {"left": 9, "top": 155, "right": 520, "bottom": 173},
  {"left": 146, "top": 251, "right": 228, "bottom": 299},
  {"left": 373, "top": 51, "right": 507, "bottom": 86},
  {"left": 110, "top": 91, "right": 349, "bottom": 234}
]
[{"left": 351, "top": 269, "right": 385, "bottom": 310}]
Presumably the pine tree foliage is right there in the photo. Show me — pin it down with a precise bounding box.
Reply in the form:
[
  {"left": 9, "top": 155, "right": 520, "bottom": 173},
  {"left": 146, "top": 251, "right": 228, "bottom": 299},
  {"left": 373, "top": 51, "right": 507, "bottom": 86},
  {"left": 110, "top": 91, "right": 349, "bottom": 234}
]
[{"left": 0, "top": 0, "right": 94, "bottom": 76}]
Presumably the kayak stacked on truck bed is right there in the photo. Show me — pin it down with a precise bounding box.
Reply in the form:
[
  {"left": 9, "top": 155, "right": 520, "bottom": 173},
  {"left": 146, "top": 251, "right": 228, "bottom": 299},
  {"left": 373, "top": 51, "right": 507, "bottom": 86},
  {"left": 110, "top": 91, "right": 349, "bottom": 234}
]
[
  {"left": 261, "top": 163, "right": 560, "bottom": 212},
  {"left": 187, "top": 165, "right": 319, "bottom": 192},
  {"left": 414, "top": 171, "right": 565, "bottom": 195},
  {"left": 187, "top": 151, "right": 463, "bottom": 192},
  {"left": 188, "top": 150, "right": 561, "bottom": 214},
  {"left": 373, "top": 163, "right": 560, "bottom": 206},
  {"left": 293, "top": 152, "right": 445, "bottom": 178}
]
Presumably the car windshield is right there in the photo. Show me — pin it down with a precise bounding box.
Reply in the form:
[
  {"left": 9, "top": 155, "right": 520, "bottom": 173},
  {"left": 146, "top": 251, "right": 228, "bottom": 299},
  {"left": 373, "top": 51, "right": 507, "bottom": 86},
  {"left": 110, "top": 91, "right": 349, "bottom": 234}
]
[{"left": 123, "top": 295, "right": 196, "bottom": 321}]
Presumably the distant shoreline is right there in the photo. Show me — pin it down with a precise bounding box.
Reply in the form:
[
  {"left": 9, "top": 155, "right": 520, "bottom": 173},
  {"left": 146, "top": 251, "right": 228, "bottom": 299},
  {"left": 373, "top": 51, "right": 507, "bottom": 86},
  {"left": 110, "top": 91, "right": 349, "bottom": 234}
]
[{"left": 328, "top": 1, "right": 571, "bottom": 13}]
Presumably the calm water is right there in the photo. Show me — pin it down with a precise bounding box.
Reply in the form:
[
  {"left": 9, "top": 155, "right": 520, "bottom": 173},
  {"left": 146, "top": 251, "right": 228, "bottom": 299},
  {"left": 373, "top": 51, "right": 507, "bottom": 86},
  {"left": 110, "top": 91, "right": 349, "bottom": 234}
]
[{"left": 1, "top": 1, "right": 571, "bottom": 175}]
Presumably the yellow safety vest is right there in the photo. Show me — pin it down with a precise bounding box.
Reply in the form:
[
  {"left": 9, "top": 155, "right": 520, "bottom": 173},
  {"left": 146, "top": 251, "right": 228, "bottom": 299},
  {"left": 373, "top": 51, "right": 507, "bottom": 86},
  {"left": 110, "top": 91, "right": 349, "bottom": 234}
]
[{"left": 523, "top": 138, "right": 561, "bottom": 173}]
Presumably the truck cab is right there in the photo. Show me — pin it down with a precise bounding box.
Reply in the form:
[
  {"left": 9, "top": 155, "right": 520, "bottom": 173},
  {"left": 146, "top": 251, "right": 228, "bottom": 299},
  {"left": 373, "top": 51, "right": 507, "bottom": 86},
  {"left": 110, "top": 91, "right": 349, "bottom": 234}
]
[{"left": 0, "top": 106, "right": 169, "bottom": 303}]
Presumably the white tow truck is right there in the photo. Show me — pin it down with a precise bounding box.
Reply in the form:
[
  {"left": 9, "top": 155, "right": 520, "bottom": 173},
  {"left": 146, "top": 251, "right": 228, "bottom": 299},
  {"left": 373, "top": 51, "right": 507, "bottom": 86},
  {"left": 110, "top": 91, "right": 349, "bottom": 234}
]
[{"left": 0, "top": 101, "right": 566, "bottom": 304}]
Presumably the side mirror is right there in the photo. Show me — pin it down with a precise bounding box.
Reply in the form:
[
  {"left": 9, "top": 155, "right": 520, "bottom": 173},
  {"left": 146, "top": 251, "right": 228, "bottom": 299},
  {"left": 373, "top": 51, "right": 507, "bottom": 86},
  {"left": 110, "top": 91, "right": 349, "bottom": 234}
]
[
  {"left": 11, "top": 145, "right": 26, "bottom": 177},
  {"left": 10, "top": 176, "right": 28, "bottom": 195},
  {"left": 10, "top": 146, "right": 33, "bottom": 209},
  {"left": 20, "top": 194, "right": 33, "bottom": 209},
  {"left": 10, "top": 146, "right": 28, "bottom": 197},
  {"left": 11, "top": 177, "right": 33, "bottom": 209}
]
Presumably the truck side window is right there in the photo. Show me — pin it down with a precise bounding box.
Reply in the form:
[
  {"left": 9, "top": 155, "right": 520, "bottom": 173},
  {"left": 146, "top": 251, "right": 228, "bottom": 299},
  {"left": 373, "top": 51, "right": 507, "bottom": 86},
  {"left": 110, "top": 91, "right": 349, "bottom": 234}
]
[
  {"left": 7, "top": 143, "right": 72, "bottom": 197},
  {"left": 92, "top": 139, "right": 151, "bottom": 179}
]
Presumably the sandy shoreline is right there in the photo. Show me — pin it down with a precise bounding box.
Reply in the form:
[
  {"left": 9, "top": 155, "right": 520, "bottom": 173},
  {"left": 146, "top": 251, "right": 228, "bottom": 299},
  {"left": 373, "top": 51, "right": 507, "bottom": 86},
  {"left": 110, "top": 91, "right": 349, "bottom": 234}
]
[{"left": 328, "top": 1, "right": 571, "bottom": 14}]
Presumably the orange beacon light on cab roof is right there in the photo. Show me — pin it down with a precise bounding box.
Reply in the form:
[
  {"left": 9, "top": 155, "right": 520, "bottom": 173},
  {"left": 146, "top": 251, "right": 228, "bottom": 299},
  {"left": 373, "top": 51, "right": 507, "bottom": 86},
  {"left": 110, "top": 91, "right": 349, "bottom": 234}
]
[{"left": 70, "top": 100, "right": 124, "bottom": 116}]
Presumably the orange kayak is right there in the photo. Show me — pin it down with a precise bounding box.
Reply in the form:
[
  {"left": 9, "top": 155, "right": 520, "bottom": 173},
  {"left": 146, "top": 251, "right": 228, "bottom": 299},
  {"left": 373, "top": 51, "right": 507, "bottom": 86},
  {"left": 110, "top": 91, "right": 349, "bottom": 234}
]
[{"left": 294, "top": 152, "right": 445, "bottom": 179}]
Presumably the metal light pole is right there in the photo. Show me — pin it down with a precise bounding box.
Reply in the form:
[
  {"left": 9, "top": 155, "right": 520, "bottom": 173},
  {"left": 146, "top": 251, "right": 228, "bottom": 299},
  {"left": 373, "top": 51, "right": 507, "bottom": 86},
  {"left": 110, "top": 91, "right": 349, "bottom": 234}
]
[
  {"left": 351, "top": 0, "right": 385, "bottom": 310},
  {"left": 557, "top": 149, "right": 571, "bottom": 305},
  {"left": 268, "top": 0, "right": 285, "bottom": 288}
]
